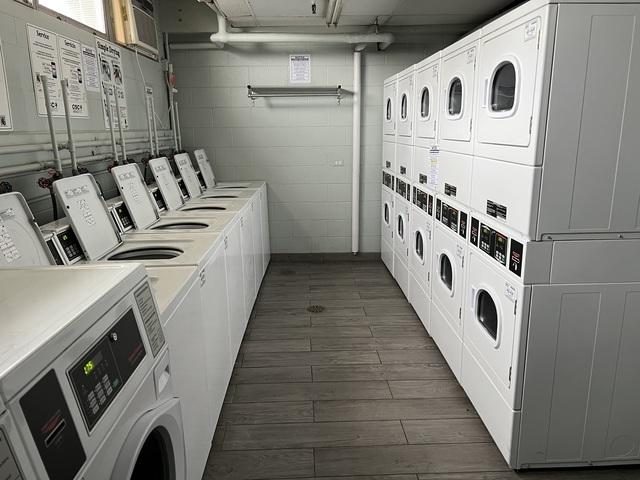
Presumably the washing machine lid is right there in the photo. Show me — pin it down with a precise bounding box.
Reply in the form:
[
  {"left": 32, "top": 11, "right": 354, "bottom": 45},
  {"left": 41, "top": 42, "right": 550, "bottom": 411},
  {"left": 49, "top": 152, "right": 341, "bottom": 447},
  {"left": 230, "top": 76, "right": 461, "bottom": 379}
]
[
  {"left": 112, "top": 164, "right": 160, "bottom": 230},
  {"left": 194, "top": 149, "right": 216, "bottom": 189},
  {"left": 53, "top": 174, "right": 122, "bottom": 260},
  {"left": 0, "top": 192, "right": 53, "bottom": 267},
  {"left": 145, "top": 266, "right": 198, "bottom": 318},
  {"left": 174, "top": 153, "right": 203, "bottom": 200},
  {"left": 149, "top": 157, "right": 185, "bottom": 211}
]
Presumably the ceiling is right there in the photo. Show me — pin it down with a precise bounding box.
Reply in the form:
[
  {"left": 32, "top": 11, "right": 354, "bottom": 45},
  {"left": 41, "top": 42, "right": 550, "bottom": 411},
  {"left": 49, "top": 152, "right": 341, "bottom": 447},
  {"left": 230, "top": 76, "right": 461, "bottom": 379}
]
[{"left": 210, "top": 0, "right": 520, "bottom": 29}]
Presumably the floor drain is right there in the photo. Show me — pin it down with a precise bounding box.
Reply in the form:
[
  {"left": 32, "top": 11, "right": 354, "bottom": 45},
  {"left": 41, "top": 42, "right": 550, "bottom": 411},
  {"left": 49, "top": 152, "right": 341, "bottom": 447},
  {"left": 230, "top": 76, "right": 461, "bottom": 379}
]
[{"left": 307, "top": 305, "right": 325, "bottom": 313}]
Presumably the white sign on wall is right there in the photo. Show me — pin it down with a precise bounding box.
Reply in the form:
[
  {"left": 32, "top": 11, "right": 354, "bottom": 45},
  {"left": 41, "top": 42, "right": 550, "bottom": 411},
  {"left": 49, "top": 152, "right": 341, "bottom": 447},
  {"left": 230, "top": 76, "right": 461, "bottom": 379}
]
[
  {"left": 58, "top": 36, "right": 88, "bottom": 118},
  {"left": 289, "top": 54, "right": 311, "bottom": 84},
  {"left": 96, "top": 38, "right": 129, "bottom": 130},
  {"left": 81, "top": 44, "right": 101, "bottom": 92},
  {"left": 0, "top": 38, "right": 13, "bottom": 131},
  {"left": 27, "top": 24, "right": 63, "bottom": 117}
]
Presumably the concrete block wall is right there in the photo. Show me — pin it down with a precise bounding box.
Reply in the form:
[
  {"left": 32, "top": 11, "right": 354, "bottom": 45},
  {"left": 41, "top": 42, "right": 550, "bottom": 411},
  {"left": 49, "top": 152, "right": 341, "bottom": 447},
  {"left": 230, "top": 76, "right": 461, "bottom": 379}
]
[
  {"left": 174, "top": 44, "right": 442, "bottom": 253},
  {"left": 0, "top": 1, "right": 169, "bottom": 224}
]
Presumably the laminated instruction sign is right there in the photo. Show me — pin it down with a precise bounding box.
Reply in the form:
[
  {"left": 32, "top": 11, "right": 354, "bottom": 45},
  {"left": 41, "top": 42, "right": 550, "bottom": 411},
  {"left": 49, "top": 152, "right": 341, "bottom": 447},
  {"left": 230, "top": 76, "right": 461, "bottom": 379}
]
[
  {"left": 0, "top": 38, "right": 12, "bottom": 130},
  {"left": 96, "top": 38, "right": 129, "bottom": 130},
  {"left": 289, "top": 54, "right": 311, "bottom": 84},
  {"left": 81, "top": 44, "right": 101, "bottom": 92},
  {"left": 26, "top": 24, "right": 88, "bottom": 118}
]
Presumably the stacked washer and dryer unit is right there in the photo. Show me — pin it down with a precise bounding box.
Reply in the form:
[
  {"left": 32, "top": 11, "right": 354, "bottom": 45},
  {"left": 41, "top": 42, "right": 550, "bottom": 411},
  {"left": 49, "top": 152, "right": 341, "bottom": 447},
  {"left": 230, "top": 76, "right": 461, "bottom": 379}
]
[{"left": 382, "top": 0, "right": 640, "bottom": 470}]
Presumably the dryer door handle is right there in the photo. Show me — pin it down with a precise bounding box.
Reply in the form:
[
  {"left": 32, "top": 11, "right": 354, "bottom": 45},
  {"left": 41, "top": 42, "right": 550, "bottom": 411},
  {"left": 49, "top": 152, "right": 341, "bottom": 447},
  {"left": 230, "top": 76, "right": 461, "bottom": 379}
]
[
  {"left": 470, "top": 286, "right": 477, "bottom": 312},
  {"left": 482, "top": 78, "right": 489, "bottom": 108}
]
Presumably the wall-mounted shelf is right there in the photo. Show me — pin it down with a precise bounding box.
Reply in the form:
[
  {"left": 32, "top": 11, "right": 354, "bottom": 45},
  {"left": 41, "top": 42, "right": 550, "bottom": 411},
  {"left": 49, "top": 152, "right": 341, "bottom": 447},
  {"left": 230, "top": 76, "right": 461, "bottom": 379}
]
[{"left": 247, "top": 85, "right": 345, "bottom": 104}]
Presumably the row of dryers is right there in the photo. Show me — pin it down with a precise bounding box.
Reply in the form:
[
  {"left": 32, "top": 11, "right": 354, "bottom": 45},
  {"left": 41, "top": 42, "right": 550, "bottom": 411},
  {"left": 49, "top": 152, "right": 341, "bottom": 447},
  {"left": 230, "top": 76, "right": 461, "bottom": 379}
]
[
  {"left": 384, "top": 0, "right": 640, "bottom": 241},
  {"left": 382, "top": 173, "right": 640, "bottom": 470},
  {"left": 0, "top": 149, "right": 269, "bottom": 480}
]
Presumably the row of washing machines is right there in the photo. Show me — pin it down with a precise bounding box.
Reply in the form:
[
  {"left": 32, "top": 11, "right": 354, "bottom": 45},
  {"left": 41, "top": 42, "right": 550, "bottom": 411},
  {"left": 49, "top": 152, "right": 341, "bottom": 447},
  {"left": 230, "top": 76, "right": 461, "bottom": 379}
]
[
  {"left": 0, "top": 149, "right": 268, "bottom": 480},
  {"left": 382, "top": 0, "right": 640, "bottom": 471}
]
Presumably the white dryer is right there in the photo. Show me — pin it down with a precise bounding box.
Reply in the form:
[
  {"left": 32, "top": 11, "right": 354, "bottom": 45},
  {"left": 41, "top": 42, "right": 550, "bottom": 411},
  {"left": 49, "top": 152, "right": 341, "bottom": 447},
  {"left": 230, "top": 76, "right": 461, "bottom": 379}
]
[
  {"left": 396, "top": 65, "right": 415, "bottom": 146},
  {"left": 396, "top": 142, "right": 412, "bottom": 181},
  {"left": 408, "top": 185, "right": 435, "bottom": 332},
  {"left": 432, "top": 148, "right": 473, "bottom": 207},
  {"left": 414, "top": 52, "right": 441, "bottom": 149},
  {"left": 430, "top": 195, "right": 469, "bottom": 380},
  {"left": 393, "top": 177, "right": 411, "bottom": 297},
  {"left": 383, "top": 140, "right": 395, "bottom": 172},
  {"left": 411, "top": 145, "right": 438, "bottom": 191},
  {"left": 0, "top": 264, "right": 186, "bottom": 480},
  {"left": 438, "top": 31, "right": 480, "bottom": 155},
  {"left": 383, "top": 74, "right": 398, "bottom": 140},
  {"left": 381, "top": 170, "right": 395, "bottom": 275}
]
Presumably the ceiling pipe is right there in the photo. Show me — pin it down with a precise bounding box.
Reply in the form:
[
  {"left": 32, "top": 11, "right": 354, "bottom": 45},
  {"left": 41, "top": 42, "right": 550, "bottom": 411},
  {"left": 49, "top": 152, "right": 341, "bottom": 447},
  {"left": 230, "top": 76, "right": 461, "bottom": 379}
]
[
  {"left": 330, "top": 0, "right": 343, "bottom": 26},
  {"left": 351, "top": 48, "right": 362, "bottom": 255},
  {"left": 325, "top": 0, "right": 337, "bottom": 25},
  {"left": 205, "top": 13, "right": 394, "bottom": 50}
]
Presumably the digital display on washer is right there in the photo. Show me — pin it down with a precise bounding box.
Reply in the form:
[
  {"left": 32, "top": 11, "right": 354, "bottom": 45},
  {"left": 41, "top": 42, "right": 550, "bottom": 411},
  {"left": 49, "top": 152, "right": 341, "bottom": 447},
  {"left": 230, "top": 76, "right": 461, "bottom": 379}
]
[
  {"left": 479, "top": 223, "right": 510, "bottom": 267},
  {"left": 383, "top": 171, "right": 393, "bottom": 189},
  {"left": 152, "top": 188, "right": 166, "bottom": 211},
  {"left": 494, "top": 232, "right": 507, "bottom": 265},
  {"left": 470, "top": 218, "right": 479, "bottom": 247},
  {"left": 413, "top": 188, "right": 432, "bottom": 215},
  {"left": 395, "top": 179, "right": 410, "bottom": 201},
  {"left": 69, "top": 309, "right": 146, "bottom": 431},
  {"left": 440, "top": 202, "right": 459, "bottom": 233},
  {"left": 114, "top": 203, "right": 133, "bottom": 231},
  {"left": 57, "top": 228, "right": 83, "bottom": 262},
  {"left": 177, "top": 179, "right": 189, "bottom": 199}
]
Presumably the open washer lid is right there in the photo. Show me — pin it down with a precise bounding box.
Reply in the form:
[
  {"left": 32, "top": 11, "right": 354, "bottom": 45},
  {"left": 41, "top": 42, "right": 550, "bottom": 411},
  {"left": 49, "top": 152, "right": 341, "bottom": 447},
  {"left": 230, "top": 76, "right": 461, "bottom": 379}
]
[
  {"left": 174, "top": 153, "right": 203, "bottom": 200},
  {"left": 53, "top": 174, "right": 123, "bottom": 260},
  {"left": 194, "top": 149, "right": 216, "bottom": 189},
  {"left": 149, "top": 157, "right": 185, "bottom": 211},
  {"left": 112, "top": 164, "right": 160, "bottom": 230},
  {"left": 0, "top": 192, "right": 53, "bottom": 267}
]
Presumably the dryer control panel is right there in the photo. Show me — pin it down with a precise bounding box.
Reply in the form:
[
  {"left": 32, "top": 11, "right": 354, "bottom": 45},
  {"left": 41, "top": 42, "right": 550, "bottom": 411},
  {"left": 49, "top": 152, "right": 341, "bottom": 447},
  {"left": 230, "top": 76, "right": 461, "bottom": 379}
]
[
  {"left": 470, "top": 217, "right": 523, "bottom": 277},
  {"left": 412, "top": 187, "right": 433, "bottom": 216},
  {"left": 395, "top": 178, "right": 410, "bottom": 202},
  {"left": 436, "top": 199, "right": 467, "bottom": 240},
  {"left": 383, "top": 171, "right": 394, "bottom": 189}
]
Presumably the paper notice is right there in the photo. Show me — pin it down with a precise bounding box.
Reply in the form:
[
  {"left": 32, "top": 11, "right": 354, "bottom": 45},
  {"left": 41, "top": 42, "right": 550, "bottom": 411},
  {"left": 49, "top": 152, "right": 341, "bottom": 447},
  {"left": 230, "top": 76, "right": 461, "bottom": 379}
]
[
  {"left": 27, "top": 24, "right": 63, "bottom": 117},
  {"left": 81, "top": 44, "right": 100, "bottom": 92},
  {"left": 58, "top": 36, "right": 88, "bottom": 117},
  {"left": 96, "top": 38, "right": 129, "bottom": 129},
  {"left": 289, "top": 54, "right": 311, "bottom": 84},
  {"left": 0, "top": 38, "right": 12, "bottom": 130}
]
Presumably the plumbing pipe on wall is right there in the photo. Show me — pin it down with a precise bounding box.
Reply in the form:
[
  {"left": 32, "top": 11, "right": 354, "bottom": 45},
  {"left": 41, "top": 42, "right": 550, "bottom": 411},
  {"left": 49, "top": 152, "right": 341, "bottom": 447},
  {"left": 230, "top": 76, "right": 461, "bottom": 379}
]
[
  {"left": 103, "top": 84, "right": 120, "bottom": 165},
  {"left": 114, "top": 88, "right": 128, "bottom": 161},
  {"left": 151, "top": 95, "right": 160, "bottom": 156},
  {"left": 60, "top": 79, "right": 79, "bottom": 174},
  {"left": 39, "top": 75, "right": 63, "bottom": 175},
  {"left": 144, "top": 89, "right": 156, "bottom": 156},
  {"left": 175, "top": 100, "right": 182, "bottom": 151},
  {"left": 351, "top": 48, "right": 362, "bottom": 255}
]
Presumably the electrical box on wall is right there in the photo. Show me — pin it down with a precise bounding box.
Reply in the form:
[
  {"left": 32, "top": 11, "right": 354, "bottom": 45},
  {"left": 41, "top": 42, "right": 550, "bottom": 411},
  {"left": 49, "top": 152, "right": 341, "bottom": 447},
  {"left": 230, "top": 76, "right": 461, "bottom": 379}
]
[{"left": 111, "top": 0, "right": 159, "bottom": 56}]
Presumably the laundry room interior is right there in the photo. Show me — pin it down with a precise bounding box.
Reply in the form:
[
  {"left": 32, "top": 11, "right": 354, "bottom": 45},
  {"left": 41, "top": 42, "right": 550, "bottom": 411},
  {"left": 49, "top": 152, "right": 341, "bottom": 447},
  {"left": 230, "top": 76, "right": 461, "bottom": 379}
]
[{"left": 2, "top": 0, "right": 640, "bottom": 479}]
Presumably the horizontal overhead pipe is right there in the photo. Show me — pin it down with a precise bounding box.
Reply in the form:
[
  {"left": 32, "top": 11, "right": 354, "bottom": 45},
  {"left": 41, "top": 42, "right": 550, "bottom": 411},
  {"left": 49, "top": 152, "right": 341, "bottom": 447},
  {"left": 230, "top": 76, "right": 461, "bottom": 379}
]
[
  {"left": 203, "top": 13, "right": 394, "bottom": 50},
  {"left": 0, "top": 141, "right": 174, "bottom": 178}
]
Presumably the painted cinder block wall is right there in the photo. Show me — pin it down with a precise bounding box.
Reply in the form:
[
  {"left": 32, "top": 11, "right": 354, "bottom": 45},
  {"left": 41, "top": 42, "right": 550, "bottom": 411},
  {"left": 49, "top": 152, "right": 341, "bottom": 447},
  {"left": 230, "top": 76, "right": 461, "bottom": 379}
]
[{"left": 173, "top": 44, "right": 446, "bottom": 253}]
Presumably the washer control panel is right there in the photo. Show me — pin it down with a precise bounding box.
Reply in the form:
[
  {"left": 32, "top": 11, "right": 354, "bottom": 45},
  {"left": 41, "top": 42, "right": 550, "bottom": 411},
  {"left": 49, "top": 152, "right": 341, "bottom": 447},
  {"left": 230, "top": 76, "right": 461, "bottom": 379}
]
[
  {"left": 68, "top": 309, "right": 146, "bottom": 431},
  {"left": 435, "top": 199, "right": 467, "bottom": 239},
  {"left": 395, "top": 178, "right": 410, "bottom": 202},
  {"left": 470, "top": 217, "right": 524, "bottom": 277},
  {"left": 177, "top": 178, "right": 189, "bottom": 200},
  {"left": 110, "top": 202, "right": 134, "bottom": 233},
  {"left": 412, "top": 187, "right": 433, "bottom": 216},
  {"left": 151, "top": 187, "right": 166, "bottom": 212}
]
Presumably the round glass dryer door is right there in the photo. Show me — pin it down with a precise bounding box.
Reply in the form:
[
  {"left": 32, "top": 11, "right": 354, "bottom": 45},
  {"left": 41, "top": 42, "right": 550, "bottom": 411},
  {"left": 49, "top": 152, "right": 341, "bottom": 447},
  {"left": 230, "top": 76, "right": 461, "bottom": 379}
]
[
  {"left": 131, "top": 427, "right": 176, "bottom": 479},
  {"left": 397, "top": 215, "right": 405, "bottom": 241},
  {"left": 439, "top": 253, "right": 453, "bottom": 291},
  {"left": 448, "top": 77, "right": 463, "bottom": 116},
  {"left": 420, "top": 88, "right": 430, "bottom": 119},
  {"left": 476, "top": 290, "right": 498, "bottom": 340},
  {"left": 491, "top": 62, "right": 516, "bottom": 112},
  {"left": 384, "top": 203, "right": 390, "bottom": 225},
  {"left": 415, "top": 230, "right": 424, "bottom": 262}
]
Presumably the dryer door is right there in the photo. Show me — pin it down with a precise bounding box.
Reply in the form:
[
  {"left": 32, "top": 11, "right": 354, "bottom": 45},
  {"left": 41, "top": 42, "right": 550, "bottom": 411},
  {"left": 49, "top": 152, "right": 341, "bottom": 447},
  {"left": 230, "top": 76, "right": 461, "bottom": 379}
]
[
  {"left": 397, "top": 73, "right": 414, "bottom": 140},
  {"left": 475, "top": 8, "right": 546, "bottom": 158},
  {"left": 432, "top": 226, "right": 465, "bottom": 327},
  {"left": 465, "top": 252, "right": 521, "bottom": 407},
  {"left": 111, "top": 398, "right": 186, "bottom": 480},
  {"left": 383, "top": 82, "right": 397, "bottom": 137},
  {"left": 415, "top": 62, "right": 439, "bottom": 146},
  {"left": 439, "top": 43, "right": 477, "bottom": 151}
]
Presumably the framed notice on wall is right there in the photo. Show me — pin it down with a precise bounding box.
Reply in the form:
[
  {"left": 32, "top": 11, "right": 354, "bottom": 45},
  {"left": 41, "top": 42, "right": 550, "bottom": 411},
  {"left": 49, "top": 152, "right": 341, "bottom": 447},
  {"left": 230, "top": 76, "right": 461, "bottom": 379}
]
[
  {"left": 0, "top": 38, "right": 13, "bottom": 131},
  {"left": 289, "top": 54, "right": 311, "bottom": 84},
  {"left": 96, "top": 38, "right": 129, "bottom": 130}
]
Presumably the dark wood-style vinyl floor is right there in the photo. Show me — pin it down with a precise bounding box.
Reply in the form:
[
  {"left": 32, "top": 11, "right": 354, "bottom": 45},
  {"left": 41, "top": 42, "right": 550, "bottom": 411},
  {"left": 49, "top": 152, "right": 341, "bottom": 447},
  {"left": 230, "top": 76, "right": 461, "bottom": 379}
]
[{"left": 202, "top": 258, "right": 640, "bottom": 480}]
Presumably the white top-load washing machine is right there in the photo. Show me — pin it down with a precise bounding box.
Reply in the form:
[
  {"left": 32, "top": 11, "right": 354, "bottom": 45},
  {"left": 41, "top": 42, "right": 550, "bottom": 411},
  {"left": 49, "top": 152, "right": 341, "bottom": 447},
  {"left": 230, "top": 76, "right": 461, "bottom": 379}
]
[
  {"left": 110, "top": 163, "right": 236, "bottom": 236},
  {"left": 392, "top": 176, "right": 411, "bottom": 297},
  {"left": 193, "top": 149, "right": 264, "bottom": 191},
  {"left": 51, "top": 175, "right": 230, "bottom": 480},
  {"left": 0, "top": 264, "right": 186, "bottom": 480},
  {"left": 408, "top": 185, "right": 435, "bottom": 333},
  {"left": 430, "top": 195, "right": 470, "bottom": 380},
  {"left": 460, "top": 211, "right": 640, "bottom": 470},
  {"left": 381, "top": 170, "right": 395, "bottom": 275}
]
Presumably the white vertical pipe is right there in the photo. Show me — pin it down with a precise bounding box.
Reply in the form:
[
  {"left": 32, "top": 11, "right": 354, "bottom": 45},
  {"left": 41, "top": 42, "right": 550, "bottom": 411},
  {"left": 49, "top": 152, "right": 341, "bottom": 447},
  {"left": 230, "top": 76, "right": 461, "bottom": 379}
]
[
  {"left": 113, "top": 86, "right": 128, "bottom": 161},
  {"left": 175, "top": 100, "right": 182, "bottom": 151},
  {"left": 60, "top": 80, "right": 79, "bottom": 174},
  {"left": 351, "top": 49, "right": 362, "bottom": 255},
  {"left": 40, "top": 75, "right": 63, "bottom": 175},
  {"left": 150, "top": 95, "right": 159, "bottom": 156},
  {"left": 144, "top": 87, "right": 156, "bottom": 155},
  {"left": 170, "top": 90, "right": 178, "bottom": 152},
  {"left": 103, "top": 84, "right": 119, "bottom": 165}
]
